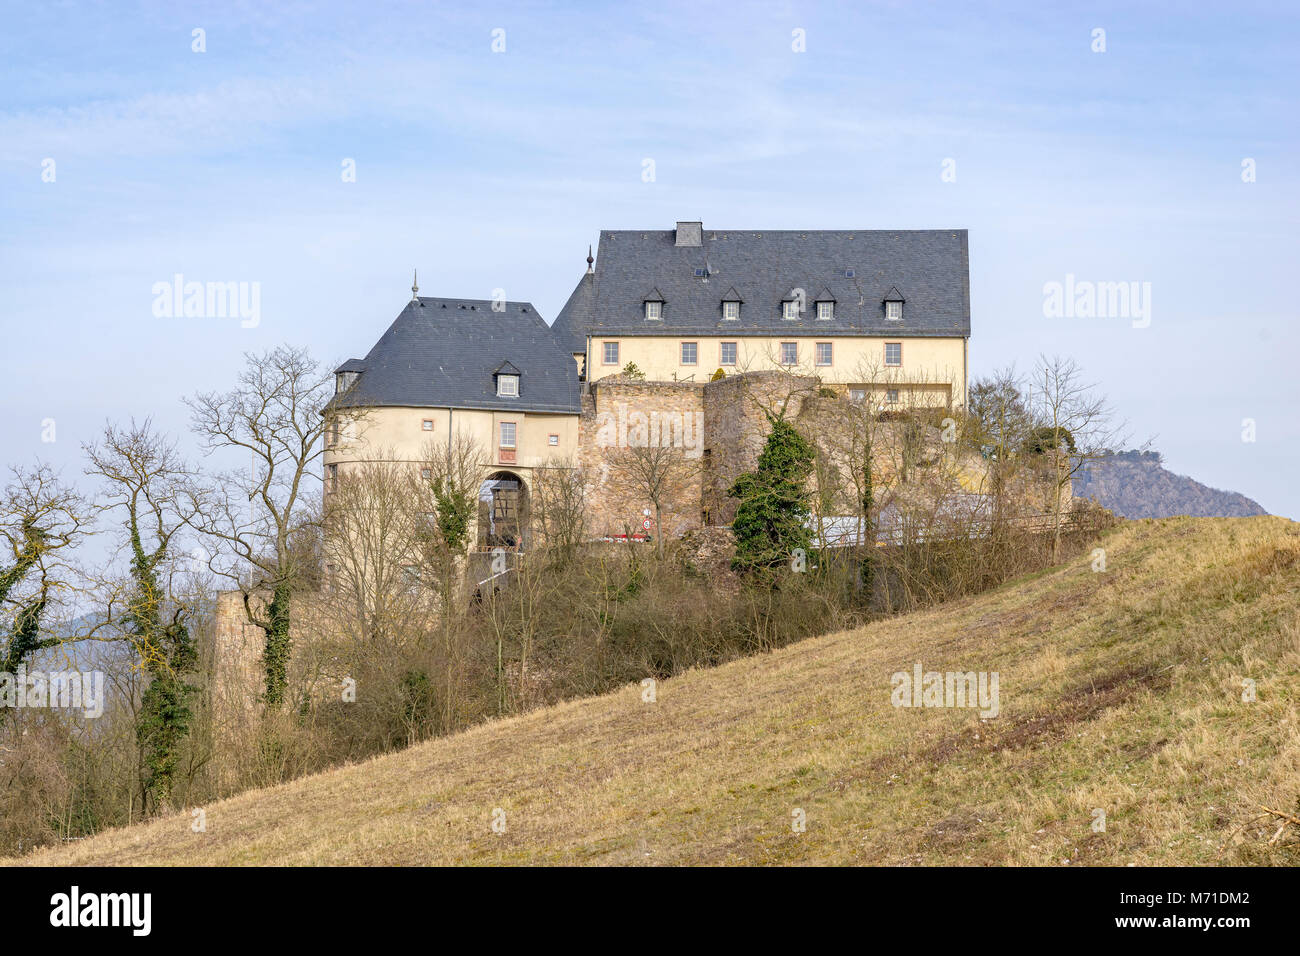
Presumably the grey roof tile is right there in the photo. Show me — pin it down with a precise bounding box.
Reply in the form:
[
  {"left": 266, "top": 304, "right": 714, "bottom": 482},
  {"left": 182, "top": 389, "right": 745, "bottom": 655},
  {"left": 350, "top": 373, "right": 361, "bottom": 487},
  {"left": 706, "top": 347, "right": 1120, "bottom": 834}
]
[
  {"left": 557, "top": 228, "right": 970, "bottom": 339},
  {"left": 335, "top": 297, "right": 580, "bottom": 414},
  {"left": 549, "top": 272, "right": 594, "bottom": 355}
]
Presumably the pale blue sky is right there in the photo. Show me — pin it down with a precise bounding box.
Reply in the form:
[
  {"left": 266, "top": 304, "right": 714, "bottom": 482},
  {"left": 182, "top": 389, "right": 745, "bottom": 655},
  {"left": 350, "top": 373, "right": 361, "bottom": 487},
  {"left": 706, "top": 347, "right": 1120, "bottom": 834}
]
[{"left": 2, "top": 1, "right": 1297, "bottom": 517}]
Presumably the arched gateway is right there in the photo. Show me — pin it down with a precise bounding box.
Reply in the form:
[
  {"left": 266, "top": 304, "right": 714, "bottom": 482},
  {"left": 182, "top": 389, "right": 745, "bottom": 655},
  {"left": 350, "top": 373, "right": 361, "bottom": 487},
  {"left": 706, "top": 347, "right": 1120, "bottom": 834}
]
[{"left": 477, "top": 471, "right": 529, "bottom": 551}]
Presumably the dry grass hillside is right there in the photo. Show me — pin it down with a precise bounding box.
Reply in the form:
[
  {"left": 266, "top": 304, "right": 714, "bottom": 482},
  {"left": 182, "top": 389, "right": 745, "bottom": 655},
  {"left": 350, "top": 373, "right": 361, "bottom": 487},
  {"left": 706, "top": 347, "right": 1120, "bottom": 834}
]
[{"left": 16, "top": 516, "right": 1300, "bottom": 866}]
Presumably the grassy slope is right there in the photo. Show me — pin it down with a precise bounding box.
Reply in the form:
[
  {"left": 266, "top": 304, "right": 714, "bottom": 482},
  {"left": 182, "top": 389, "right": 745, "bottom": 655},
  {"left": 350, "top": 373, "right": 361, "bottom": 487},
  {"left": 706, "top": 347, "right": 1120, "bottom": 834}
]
[{"left": 17, "top": 516, "right": 1300, "bottom": 866}]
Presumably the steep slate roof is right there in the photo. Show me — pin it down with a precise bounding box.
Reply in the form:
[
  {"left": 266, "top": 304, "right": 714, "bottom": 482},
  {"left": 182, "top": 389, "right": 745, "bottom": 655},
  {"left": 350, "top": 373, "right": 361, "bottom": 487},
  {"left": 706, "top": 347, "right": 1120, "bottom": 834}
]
[
  {"left": 559, "top": 228, "right": 970, "bottom": 339},
  {"left": 549, "top": 271, "right": 594, "bottom": 355},
  {"left": 334, "top": 297, "right": 580, "bottom": 414}
]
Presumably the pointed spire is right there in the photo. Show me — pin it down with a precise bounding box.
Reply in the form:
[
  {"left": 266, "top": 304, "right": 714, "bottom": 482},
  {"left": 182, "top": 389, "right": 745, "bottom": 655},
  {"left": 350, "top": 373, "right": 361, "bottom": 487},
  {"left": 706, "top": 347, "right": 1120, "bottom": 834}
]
[
  {"left": 411, "top": 268, "right": 419, "bottom": 301},
  {"left": 586, "top": 245, "right": 594, "bottom": 274}
]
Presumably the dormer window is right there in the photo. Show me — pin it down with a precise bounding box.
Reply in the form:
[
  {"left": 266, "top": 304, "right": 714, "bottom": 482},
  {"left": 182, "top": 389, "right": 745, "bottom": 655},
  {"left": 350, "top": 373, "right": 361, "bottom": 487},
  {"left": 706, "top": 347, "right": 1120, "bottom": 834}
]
[
  {"left": 812, "top": 288, "right": 836, "bottom": 320},
  {"left": 334, "top": 359, "right": 365, "bottom": 393},
  {"left": 883, "top": 287, "right": 905, "bottom": 321},
  {"left": 782, "top": 300, "right": 799, "bottom": 320},
  {"left": 642, "top": 288, "right": 665, "bottom": 321},
  {"left": 720, "top": 287, "right": 743, "bottom": 321},
  {"left": 493, "top": 361, "right": 521, "bottom": 398}
]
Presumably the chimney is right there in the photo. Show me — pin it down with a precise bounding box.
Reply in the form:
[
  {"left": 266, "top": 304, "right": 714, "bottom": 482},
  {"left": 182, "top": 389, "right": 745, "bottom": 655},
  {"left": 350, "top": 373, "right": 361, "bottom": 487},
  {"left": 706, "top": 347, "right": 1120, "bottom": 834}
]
[{"left": 675, "top": 221, "right": 703, "bottom": 247}]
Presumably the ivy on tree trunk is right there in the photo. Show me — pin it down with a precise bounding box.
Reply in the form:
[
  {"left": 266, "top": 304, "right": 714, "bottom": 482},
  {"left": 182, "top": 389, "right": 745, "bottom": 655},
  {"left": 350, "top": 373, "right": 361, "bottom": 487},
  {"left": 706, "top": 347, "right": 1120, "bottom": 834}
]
[
  {"left": 262, "top": 581, "right": 293, "bottom": 706},
  {"left": 728, "top": 415, "right": 815, "bottom": 579}
]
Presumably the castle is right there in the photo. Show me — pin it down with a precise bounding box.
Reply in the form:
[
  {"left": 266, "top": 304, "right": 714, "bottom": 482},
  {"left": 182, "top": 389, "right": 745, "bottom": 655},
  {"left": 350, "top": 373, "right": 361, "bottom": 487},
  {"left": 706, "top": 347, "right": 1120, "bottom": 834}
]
[{"left": 323, "top": 222, "right": 974, "bottom": 551}]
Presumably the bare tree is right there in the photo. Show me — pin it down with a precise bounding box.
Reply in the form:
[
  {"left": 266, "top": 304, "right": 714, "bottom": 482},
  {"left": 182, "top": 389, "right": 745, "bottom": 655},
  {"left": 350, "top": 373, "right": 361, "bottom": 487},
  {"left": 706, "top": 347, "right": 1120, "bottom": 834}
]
[
  {"left": 413, "top": 434, "right": 484, "bottom": 730},
  {"left": 317, "top": 454, "right": 441, "bottom": 746},
  {"left": 530, "top": 456, "right": 587, "bottom": 560},
  {"left": 84, "top": 419, "right": 202, "bottom": 813},
  {"left": 0, "top": 464, "right": 91, "bottom": 678},
  {"left": 321, "top": 454, "right": 427, "bottom": 643},
  {"left": 1027, "top": 355, "right": 1126, "bottom": 561},
  {"left": 319, "top": 435, "right": 485, "bottom": 736},
  {"left": 608, "top": 442, "right": 702, "bottom": 559},
  {"left": 806, "top": 389, "right": 889, "bottom": 589},
  {"left": 185, "top": 345, "right": 335, "bottom": 707},
  {"left": 967, "top": 366, "right": 1034, "bottom": 533}
]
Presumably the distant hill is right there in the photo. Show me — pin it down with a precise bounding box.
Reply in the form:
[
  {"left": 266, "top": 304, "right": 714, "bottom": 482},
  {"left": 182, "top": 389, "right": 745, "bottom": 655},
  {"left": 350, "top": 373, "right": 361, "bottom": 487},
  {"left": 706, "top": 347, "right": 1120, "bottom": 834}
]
[
  {"left": 1076, "top": 450, "right": 1268, "bottom": 519},
  {"left": 15, "top": 517, "right": 1300, "bottom": 866}
]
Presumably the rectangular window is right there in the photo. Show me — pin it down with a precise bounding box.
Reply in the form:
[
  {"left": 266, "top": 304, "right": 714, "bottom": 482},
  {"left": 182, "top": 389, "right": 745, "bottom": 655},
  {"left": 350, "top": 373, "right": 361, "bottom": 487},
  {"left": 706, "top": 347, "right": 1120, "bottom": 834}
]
[
  {"left": 886, "top": 301, "right": 902, "bottom": 321},
  {"left": 719, "top": 342, "right": 738, "bottom": 366},
  {"left": 782, "top": 300, "right": 799, "bottom": 320},
  {"left": 548, "top": 434, "right": 559, "bottom": 446},
  {"left": 680, "top": 341, "right": 698, "bottom": 365},
  {"left": 499, "top": 422, "right": 516, "bottom": 449},
  {"left": 885, "top": 342, "right": 902, "bottom": 366},
  {"left": 815, "top": 342, "right": 833, "bottom": 366},
  {"left": 603, "top": 341, "right": 620, "bottom": 365},
  {"left": 420, "top": 467, "right": 432, "bottom": 480},
  {"left": 422, "top": 419, "right": 434, "bottom": 431},
  {"left": 780, "top": 342, "right": 798, "bottom": 365},
  {"left": 723, "top": 301, "right": 739, "bottom": 321},
  {"left": 325, "top": 463, "right": 337, "bottom": 492},
  {"left": 850, "top": 389, "right": 866, "bottom": 403},
  {"left": 497, "top": 375, "right": 519, "bottom": 397},
  {"left": 817, "top": 301, "right": 834, "bottom": 320},
  {"left": 645, "top": 301, "right": 662, "bottom": 320},
  {"left": 887, "top": 389, "right": 900, "bottom": 404}
]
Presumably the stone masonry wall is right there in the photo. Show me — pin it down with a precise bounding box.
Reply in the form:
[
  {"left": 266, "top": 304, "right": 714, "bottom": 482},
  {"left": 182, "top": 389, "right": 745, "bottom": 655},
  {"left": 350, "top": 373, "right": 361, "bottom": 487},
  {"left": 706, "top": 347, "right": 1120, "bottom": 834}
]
[
  {"left": 574, "top": 371, "right": 819, "bottom": 537},
  {"left": 578, "top": 377, "right": 707, "bottom": 538},
  {"left": 700, "top": 372, "right": 818, "bottom": 525}
]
